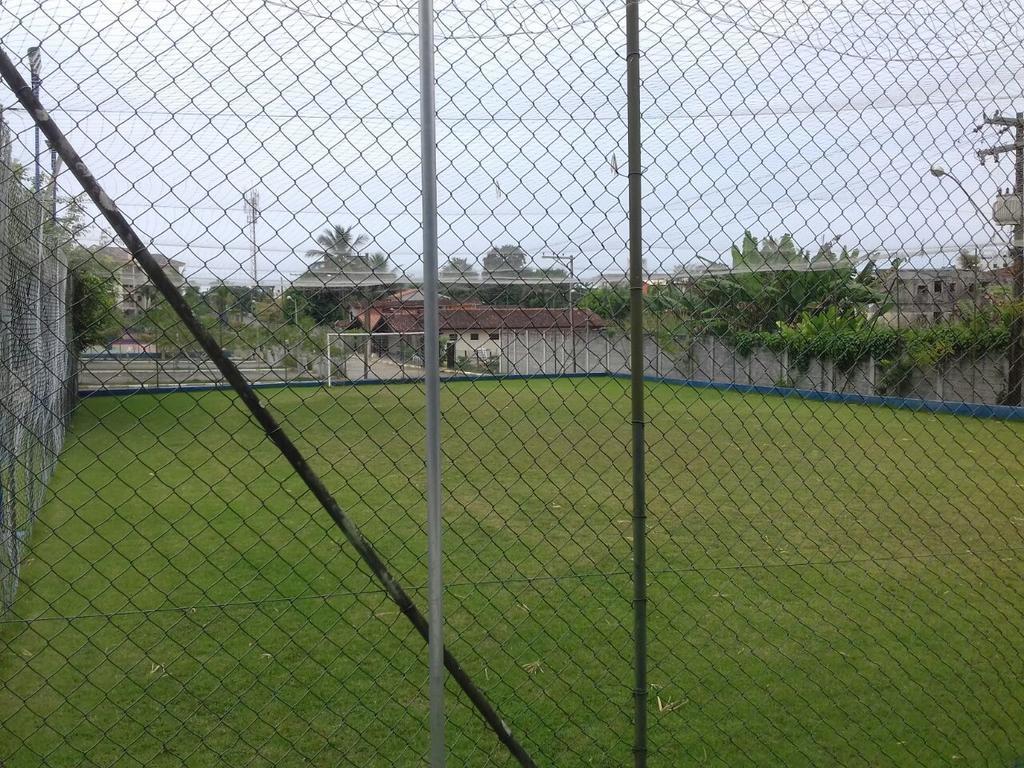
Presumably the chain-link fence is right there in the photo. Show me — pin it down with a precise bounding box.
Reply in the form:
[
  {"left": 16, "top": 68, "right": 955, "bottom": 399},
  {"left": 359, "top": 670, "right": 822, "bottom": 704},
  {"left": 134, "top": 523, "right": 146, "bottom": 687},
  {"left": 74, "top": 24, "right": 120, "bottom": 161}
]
[
  {"left": 2, "top": 0, "right": 1024, "bottom": 766},
  {"left": 0, "top": 115, "right": 70, "bottom": 614}
]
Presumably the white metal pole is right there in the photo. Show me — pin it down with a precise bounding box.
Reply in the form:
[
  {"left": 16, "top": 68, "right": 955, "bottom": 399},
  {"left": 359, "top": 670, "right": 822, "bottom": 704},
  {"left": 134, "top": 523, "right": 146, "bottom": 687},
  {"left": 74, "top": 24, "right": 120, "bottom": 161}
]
[
  {"left": 418, "top": 0, "right": 446, "bottom": 762},
  {"left": 326, "top": 333, "right": 333, "bottom": 387},
  {"left": 364, "top": 331, "right": 371, "bottom": 379},
  {"left": 569, "top": 251, "right": 575, "bottom": 373}
]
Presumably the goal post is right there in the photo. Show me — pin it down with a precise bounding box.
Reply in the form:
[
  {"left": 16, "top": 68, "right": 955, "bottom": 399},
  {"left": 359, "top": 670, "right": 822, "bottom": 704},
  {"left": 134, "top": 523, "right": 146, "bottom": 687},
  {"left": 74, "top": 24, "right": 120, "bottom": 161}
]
[{"left": 325, "top": 332, "right": 428, "bottom": 385}]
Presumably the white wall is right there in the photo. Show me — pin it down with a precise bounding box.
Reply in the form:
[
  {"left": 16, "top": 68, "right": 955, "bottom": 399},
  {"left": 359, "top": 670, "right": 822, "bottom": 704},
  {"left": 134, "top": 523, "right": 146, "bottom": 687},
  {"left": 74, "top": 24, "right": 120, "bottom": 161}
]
[{"left": 449, "top": 330, "right": 501, "bottom": 361}]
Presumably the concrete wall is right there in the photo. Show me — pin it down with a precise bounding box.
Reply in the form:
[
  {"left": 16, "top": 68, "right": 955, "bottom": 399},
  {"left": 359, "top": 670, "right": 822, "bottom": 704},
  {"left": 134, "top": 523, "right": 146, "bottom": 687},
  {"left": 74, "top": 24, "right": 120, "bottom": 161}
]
[{"left": 498, "top": 330, "right": 1012, "bottom": 406}]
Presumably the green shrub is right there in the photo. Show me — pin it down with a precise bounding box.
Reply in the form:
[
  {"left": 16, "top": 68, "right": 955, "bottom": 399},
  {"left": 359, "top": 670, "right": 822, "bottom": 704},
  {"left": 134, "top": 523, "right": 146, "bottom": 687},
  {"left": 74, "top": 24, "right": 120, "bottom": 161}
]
[
  {"left": 731, "top": 302, "right": 1020, "bottom": 394},
  {"left": 70, "top": 267, "right": 120, "bottom": 350}
]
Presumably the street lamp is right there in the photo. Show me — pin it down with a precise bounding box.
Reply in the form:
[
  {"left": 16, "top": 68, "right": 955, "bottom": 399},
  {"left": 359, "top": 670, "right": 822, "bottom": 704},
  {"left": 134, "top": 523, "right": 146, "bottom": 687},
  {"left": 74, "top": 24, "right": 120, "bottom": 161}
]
[
  {"left": 929, "top": 165, "right": 994, "bottom": 225},
  {"left": 543, "top": 250, "right": 577, "bottom": 373},
  {"left": 931, "top": 162, "right": 1024, "bottom": 404},
  {"left": 287, "top": 294, "right": 300, "bottom": 325}
]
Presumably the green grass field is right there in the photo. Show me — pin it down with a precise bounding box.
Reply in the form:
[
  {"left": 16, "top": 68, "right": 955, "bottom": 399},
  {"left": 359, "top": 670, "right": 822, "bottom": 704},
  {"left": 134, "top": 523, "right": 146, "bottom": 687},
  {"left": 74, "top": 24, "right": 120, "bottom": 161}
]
[{"left": 2, "top": 377, "right": 1024, "bottom": 766}]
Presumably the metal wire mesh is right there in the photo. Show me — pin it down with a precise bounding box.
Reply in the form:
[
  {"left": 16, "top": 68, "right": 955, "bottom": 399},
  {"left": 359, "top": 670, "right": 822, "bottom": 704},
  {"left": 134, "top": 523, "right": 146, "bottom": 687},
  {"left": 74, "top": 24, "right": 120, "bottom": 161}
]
[
  {"left": 2, "top": 0, "right": 1024, "bottom": 766},
  {"left": 0, "top": 116, "right": 70, "bottom": 614}
]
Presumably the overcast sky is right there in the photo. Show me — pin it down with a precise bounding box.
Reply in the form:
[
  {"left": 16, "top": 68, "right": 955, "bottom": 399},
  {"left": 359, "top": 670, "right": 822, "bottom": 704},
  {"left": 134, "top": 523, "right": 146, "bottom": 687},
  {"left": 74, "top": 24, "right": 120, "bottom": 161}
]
[{"left": 1, "top": 0, "right": 1022, "bottom": 285}]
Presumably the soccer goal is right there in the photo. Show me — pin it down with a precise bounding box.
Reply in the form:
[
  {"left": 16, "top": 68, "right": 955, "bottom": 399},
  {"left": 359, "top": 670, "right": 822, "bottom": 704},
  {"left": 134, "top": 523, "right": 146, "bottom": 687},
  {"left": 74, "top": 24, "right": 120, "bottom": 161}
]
[{"left": 325, "top": 332, "right": 427, "bottom": 385}]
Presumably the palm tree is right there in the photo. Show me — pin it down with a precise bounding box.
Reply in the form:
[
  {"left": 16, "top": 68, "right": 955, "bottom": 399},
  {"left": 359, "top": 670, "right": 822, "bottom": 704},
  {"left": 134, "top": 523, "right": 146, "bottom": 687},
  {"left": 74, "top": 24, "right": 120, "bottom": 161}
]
[
  {"left": 306, "top": 225, "right": 369, "bottom": 270},
  {"left": 360, "top": 251, "right": 391, "bottom": 271}
]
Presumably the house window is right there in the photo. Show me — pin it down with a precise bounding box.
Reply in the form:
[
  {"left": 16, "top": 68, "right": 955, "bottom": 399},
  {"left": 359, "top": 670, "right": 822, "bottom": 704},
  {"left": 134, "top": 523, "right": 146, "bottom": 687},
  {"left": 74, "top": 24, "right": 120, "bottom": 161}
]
[
  {"left": 470, "top": 332, "right": 479, "bottom": 341},
  {"left": 933, "top": 280, "right": 943, "bottom": 293},
  {"left": 489, "top": 332, "right": 500, "bottom": 341},
  {"left": 916, "top": 284, "right": 928, "bottom": 295},
  {"left": 448, "top": 333, "right": 457, "bottom": 340}
]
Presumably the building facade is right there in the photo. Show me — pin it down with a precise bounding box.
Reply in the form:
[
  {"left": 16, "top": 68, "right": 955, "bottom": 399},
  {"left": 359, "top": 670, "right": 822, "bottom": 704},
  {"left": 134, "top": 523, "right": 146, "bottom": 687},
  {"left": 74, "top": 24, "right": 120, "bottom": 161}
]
[
  {"left": 95, "top": 246, "right": 186, "bottom": 317},
  {"left": 349, "top": 290, "right": 604, "bottom": 368},
  {"left": 882, "top": 267, "right": 1008, "bottom": 326}
]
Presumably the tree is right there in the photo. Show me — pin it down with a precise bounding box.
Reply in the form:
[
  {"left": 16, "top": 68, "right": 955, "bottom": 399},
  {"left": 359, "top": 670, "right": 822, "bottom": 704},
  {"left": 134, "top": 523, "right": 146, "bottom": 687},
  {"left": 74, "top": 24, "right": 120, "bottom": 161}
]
[
  {"left": 483, "top": 244, "right": 529, "bottom": 275},
  {"left": 281, "top": 287, "right": 311, "bottom": 324},
  {"left": 959, "top": 248, "right": 981, "bottom": 270},
  {"left": 8, "top": 169, "right": 125, "bottom": 350},
  {"left": 441, "top": 257, "right": 477, "bottom": 277},
  {"left": 204, "top": 284, "right": 229, "bottom": 323},
  {"left": 361, "top": 251, "right": 391, "bottom": 271},
  {"left": 302, "top": 289, "right": 356, "bottom": 324},
  {"left": 578, "top": 286, "right": 630, "bottom": 322},
  {"left": 69, "top": 266, "right": 119, "bottom": 350},
  {"left": 306, "top": 224, "right": 369, "bottom": 270},
  {"left": 142, "top": 296, "right": 199, "bottom": 356},
  {"left": 675, "top": 233, "right": 882, "bottom": 334}
]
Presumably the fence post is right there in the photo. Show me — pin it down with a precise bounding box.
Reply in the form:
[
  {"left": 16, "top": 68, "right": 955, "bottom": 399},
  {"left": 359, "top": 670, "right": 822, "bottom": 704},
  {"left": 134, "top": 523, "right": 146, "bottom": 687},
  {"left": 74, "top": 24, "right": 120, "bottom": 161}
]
[
  {"left": 625, "top": 0, "right": 647, "bottom": 762},
  {"left": 415, "top": 0, "right": 447, "bottom": 758}
]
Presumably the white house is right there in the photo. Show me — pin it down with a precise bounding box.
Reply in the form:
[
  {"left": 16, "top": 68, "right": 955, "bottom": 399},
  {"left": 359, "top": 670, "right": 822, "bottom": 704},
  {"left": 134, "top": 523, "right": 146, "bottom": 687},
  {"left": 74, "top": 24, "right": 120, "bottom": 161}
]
[{"left": 94, "top": 246, "right": 186, "bottom": 317}]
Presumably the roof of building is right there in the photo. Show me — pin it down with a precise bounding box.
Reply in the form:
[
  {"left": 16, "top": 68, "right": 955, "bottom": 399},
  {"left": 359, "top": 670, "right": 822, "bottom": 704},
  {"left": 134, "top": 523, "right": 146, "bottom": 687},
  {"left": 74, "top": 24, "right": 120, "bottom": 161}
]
[
  {"left": 372, "top": 305, "right": 604, "bottom": 333},
  {"left": 591, "top": 271, "right": 675, "bottom": 286},
  {"left": 95, "top": 245, "right": 184, "bottom": 270},
  {"left": 886, "top": 267, "right": 1008, "bottom": 279},
  {"left": 372, "top": 287, "right": 457, "bottom": 306},
  {"left": 292, "top": 269, "right": 402, "bottom": 289}
]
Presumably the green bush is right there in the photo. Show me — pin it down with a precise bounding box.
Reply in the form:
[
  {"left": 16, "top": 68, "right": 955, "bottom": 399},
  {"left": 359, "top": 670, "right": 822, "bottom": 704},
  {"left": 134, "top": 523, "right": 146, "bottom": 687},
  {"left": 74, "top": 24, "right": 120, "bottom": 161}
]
[
  {"left": 70, "top": 267, "right": 120, "bottom": 350},
  {"left": 732, "top": 302, "right": 1020, "bottom": 394}
]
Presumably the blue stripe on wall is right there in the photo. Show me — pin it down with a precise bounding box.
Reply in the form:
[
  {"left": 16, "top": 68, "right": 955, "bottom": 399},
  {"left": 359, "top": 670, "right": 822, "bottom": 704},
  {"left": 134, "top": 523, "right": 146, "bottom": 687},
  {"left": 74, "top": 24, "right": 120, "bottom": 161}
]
[{"left": 79, "top": 371, "right": 1024, "bottom": 421}]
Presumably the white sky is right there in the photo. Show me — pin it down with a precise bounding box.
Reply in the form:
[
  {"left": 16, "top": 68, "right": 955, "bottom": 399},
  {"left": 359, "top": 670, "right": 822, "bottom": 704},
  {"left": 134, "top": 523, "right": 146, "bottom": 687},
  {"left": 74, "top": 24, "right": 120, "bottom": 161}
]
[{"left": 1, "top": 0, "right": 1023, "bottom": 285}]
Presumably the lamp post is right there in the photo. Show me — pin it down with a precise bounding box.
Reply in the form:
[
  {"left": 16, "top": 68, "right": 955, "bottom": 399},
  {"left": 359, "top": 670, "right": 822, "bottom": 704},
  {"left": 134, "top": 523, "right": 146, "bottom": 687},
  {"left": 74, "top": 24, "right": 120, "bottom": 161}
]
[
  {"left": 931, "top": 163, "right": 1022, "bottom": 404},
  {"left": 287, "top": 294, "right": 299, "bottom": 325},
  {"left": 544, "top": 250, "right": 577, "bottom": 373},
  {"left": 929, "top": 166, "right": 993, "bottom": 225}
]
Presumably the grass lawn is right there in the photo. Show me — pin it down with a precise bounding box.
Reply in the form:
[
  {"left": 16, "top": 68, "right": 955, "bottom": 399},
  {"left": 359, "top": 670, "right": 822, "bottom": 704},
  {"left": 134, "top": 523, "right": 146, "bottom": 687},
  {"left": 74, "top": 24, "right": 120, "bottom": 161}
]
[{"left": 2, "top": 377, "right": 1024, "bottom": 766}]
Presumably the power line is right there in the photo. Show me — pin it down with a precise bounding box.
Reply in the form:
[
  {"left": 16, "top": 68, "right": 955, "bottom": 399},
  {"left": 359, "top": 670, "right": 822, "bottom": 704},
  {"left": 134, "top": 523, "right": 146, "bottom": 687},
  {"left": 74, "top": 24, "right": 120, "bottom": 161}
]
[
  {"left": 2, "top": 88, "right": 1009, "bottom": 127},
  {"left": 668, "top": 0, "right": 1023, "bottom": 64},
  {"left": 261, "top": 0, "right": 612, "bottom": 41}
]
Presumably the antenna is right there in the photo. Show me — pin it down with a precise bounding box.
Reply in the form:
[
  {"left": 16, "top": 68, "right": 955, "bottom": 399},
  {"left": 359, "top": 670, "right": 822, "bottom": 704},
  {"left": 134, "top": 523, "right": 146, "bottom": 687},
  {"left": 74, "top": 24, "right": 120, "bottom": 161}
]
[{"left": 244, "top": 188, "right": 260, "bottom": 289}]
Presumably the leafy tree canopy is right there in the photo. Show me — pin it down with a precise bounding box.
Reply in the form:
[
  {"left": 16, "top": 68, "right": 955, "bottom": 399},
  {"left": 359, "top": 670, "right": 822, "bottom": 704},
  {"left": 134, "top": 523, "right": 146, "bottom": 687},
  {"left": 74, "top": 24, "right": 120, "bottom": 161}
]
[{"left": 483, "top": 244, "right": 529, "bottom": 274}]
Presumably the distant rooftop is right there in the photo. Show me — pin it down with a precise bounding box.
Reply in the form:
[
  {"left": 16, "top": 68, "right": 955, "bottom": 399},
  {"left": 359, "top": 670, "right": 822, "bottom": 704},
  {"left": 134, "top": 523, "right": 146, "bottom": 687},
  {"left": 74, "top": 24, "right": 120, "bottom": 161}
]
[
  {"left": 94, "top": 245, "right": 184, "bottom": 270},
  {"left": 392, "top": 306, "right": 603, "bottom": 333}
]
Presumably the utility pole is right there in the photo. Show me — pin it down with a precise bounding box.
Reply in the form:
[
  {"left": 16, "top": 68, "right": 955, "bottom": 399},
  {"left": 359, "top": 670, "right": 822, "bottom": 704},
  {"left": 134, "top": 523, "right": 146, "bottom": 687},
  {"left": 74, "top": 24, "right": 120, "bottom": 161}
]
[
  {"left": 244, "top": 188, "right": 260, "bottom": 293},
  {"left": 977, "top": 112, "right": 1024, "bottom": 406}
]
